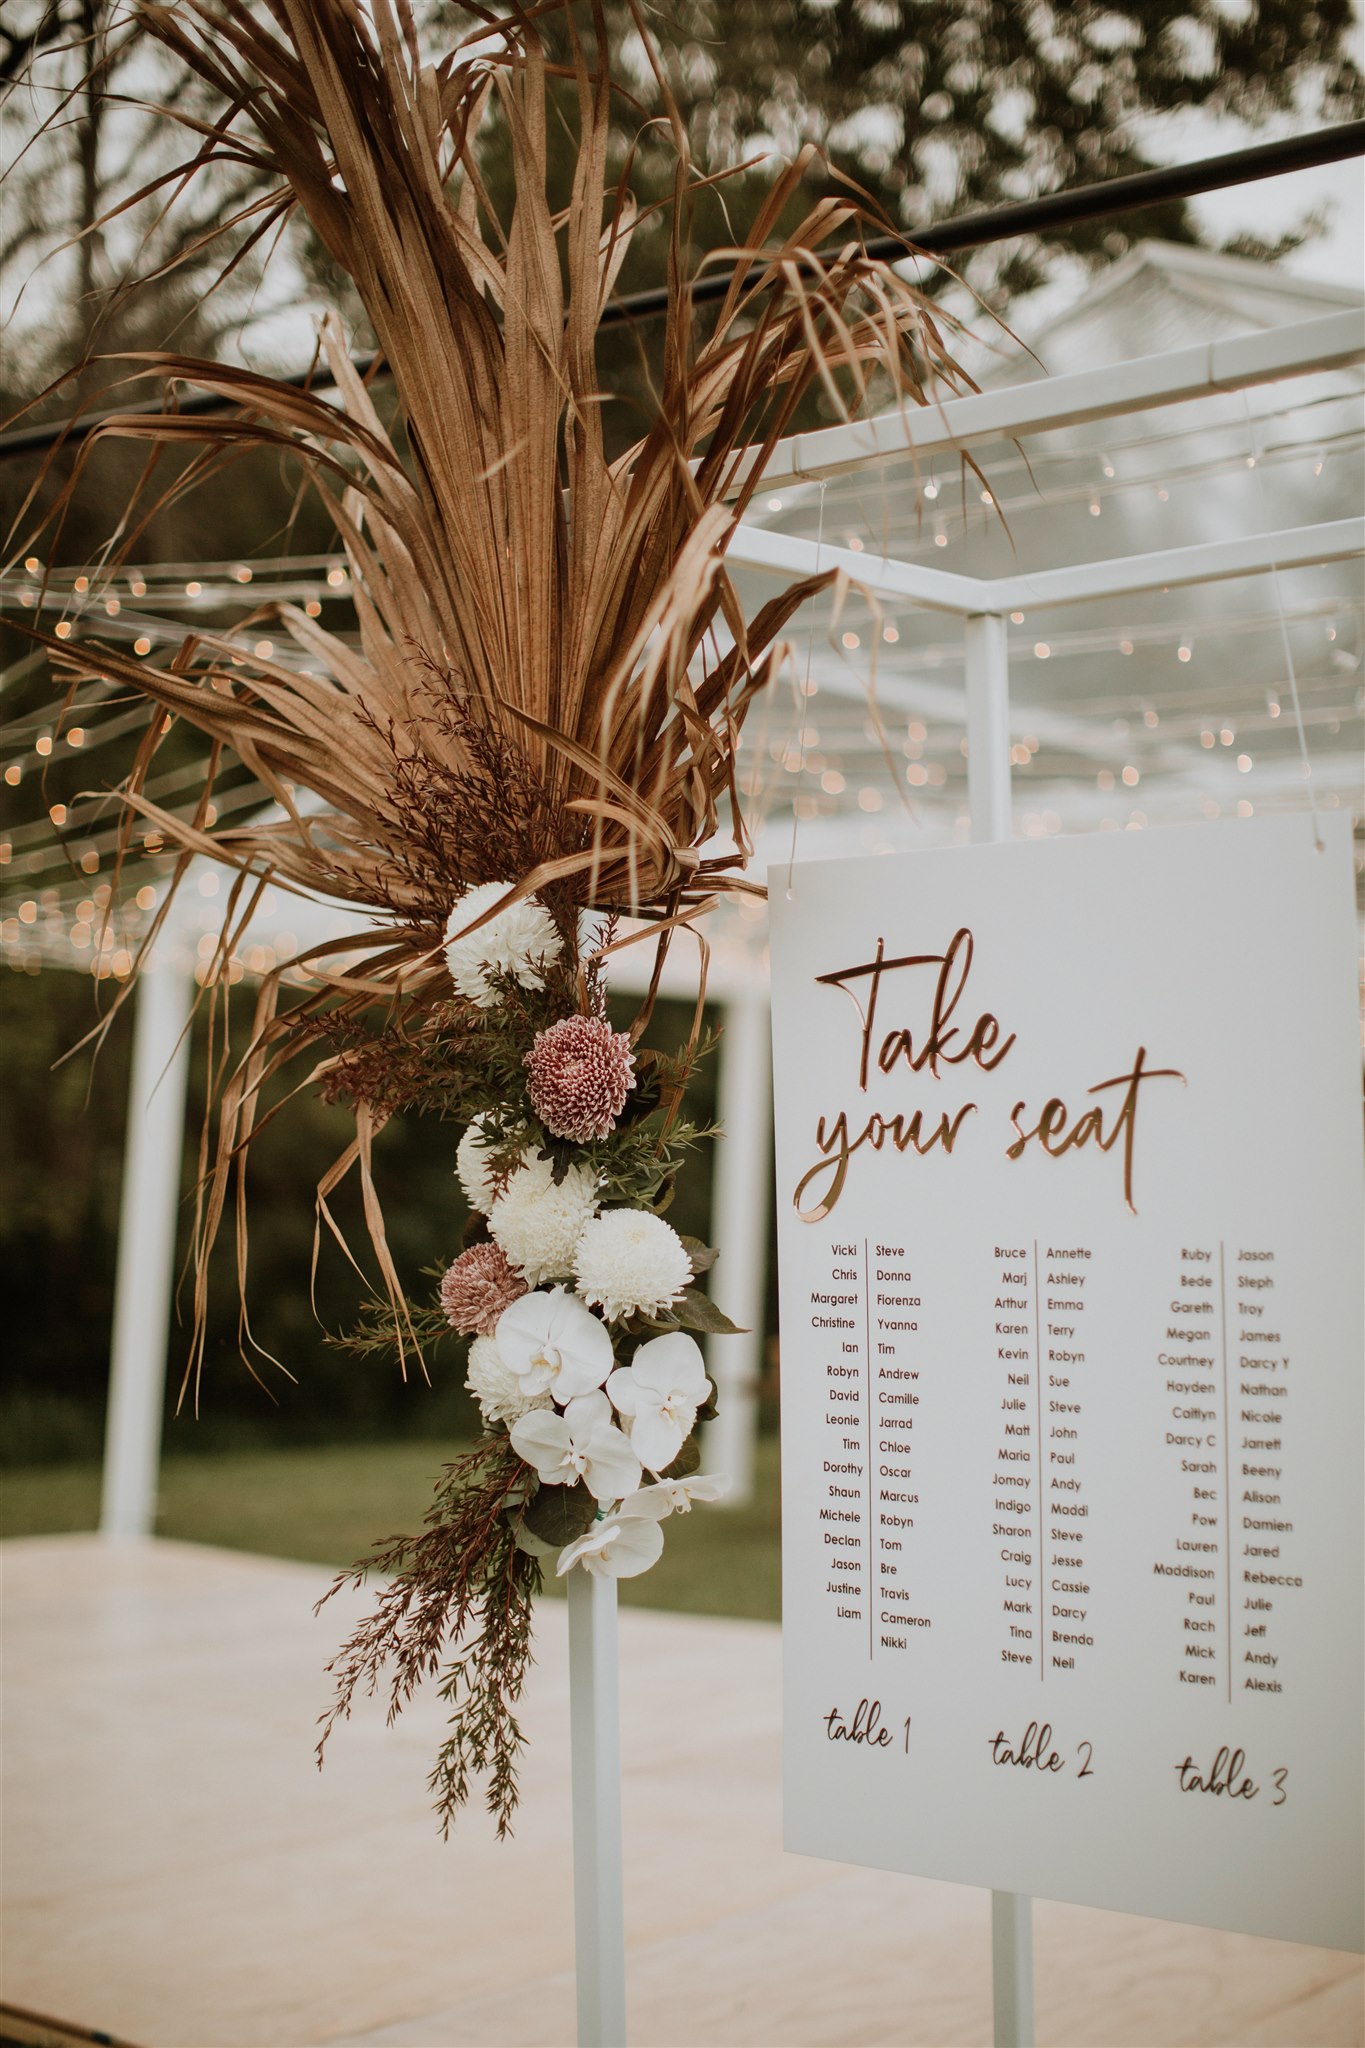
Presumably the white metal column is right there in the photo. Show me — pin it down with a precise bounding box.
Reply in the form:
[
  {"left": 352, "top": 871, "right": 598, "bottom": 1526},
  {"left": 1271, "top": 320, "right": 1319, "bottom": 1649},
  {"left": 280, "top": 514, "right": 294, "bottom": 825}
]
[
  {"left": 703, "top": 989, "right": 772, "bottom": 1503},
  {"left": 964, "top": 610, "right": 1036, "bottom": 2048},
  {"left": 100, "top": 961, "right": 192, "bottom": 1540},
  {"left": 567, "top": 1568, "right": 628, "bottom": 2047},
  {"left": 965, "top": 611, "right": 1012, "bottom": 843}
]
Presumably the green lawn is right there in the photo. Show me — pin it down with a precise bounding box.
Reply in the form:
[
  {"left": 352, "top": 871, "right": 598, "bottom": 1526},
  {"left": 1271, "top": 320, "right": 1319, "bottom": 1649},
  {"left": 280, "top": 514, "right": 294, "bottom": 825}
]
[{"left": 1, "top": 1437, "right": 782, "bottom": 1622}]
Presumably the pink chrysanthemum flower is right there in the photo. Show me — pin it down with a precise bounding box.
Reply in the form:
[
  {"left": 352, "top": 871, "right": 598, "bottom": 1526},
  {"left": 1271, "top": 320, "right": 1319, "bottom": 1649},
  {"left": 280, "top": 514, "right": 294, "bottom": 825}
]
[
  {"left": 525, "top": 1013, "right": 636, "bottom": 1142},
  {"left": 439, "top": 1242, "right": 529, "bottom": 1336}
]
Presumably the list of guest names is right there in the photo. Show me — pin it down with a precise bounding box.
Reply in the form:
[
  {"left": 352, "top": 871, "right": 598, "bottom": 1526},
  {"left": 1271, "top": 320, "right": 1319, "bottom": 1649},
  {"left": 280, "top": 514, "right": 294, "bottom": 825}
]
[{"left": 802, "top": 1232, "right": 1305, "bottom": 1696}]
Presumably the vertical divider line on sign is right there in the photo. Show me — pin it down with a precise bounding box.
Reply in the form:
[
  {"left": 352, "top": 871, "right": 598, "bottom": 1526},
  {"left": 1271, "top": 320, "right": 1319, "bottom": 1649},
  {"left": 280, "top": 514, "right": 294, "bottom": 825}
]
[
  {"left": 1034, "top": 1237, "right": 1045, "bottom": 1684},
  {"left": 964, "top": 609, "right": 1038, "bottom": 2048},
  {"left": 866, "top": 1234, "right": 874, "bottom": 1663}
]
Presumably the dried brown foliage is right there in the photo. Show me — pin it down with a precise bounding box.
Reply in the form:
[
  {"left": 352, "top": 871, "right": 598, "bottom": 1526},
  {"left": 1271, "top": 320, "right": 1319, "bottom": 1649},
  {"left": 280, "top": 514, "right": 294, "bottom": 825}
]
[
  {"left": 7, "top": 0, "right": 978, "bottom": 1381},
  {"left": 315, "top": 1434, "right": 540, "bottom": 1837}
]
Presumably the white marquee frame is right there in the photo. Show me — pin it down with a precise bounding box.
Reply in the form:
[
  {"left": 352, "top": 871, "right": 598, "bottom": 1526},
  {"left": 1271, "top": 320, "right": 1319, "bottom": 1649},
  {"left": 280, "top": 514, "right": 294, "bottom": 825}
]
[{"left": 98, "top": 304, "right": 1364, "bottom": 2048}]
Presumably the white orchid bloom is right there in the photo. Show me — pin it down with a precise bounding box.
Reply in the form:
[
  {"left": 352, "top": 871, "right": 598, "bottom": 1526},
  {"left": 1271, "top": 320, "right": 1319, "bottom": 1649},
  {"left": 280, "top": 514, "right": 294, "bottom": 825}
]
[
  {"left": 556, "top": 1511, "right": 665, "bottom": 1580},
  {"left": 617, "top": 1472, "right": 730, "bottom": 1521},
  {"left": 605, "top": 1330, "right": 712, "bottom": 1474},
  {"left": 496, "top": 1286, "right": 613, "bottom": 1401},
  {"left": 510, "top": 1392, "right": 642, "bottom": 1504}
]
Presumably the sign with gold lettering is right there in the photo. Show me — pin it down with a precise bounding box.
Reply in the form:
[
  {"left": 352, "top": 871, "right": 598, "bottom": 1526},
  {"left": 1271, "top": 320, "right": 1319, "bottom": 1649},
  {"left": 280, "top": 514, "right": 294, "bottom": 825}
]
[{"left": 770, "top": 817, "right": 1363, "bottom": 1950}]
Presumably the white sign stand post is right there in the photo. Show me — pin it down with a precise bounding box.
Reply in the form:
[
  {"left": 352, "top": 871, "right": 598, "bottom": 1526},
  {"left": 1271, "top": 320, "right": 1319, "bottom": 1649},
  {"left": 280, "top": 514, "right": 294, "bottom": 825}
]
[
  {"left": 964, "top": 610, "right": 1037, "bottom": 2048},
  {"left": 562, "top": 606, "right": 1023, "bottom": 2048},
  {"left": 567, "top": 1567, "right": 628, "bottom": 2048}
]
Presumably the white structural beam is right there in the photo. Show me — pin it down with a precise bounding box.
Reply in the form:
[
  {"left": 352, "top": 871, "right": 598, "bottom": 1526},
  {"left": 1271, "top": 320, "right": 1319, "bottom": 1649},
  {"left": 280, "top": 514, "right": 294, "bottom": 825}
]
[
  {"left": 726, "top": 516, "right": 1365, "bottom": 618},
  {"left": 724, "top": 519, "right": 988, "bottom": 617},
  {"left": 100, "top": 960, "right": 193, "bottom": 1540},
  {"left": 727, "top": 309, "right": 1365, "bottom": 492},
  {"left": 995, "top": 516, "right": 1365, "bottom": 613},
  {"left": 964, "top": 614, "right": 1012, "bottom": 842},
  {"left": 703, "top": 990, "right": 772, "bottom": 1504}
]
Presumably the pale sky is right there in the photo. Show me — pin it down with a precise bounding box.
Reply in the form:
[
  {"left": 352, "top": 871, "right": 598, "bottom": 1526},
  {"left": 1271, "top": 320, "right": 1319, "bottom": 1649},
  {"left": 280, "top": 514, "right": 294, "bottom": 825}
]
[{"left": 1137, "top": 106, "right": 1365, "bottom": 296}]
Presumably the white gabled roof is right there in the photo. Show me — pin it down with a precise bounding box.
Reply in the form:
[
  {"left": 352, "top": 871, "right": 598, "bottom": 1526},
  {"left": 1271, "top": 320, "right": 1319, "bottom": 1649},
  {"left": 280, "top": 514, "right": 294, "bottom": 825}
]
[{"left": 978, "top": 239, "right": 1364, "bottom": 386}]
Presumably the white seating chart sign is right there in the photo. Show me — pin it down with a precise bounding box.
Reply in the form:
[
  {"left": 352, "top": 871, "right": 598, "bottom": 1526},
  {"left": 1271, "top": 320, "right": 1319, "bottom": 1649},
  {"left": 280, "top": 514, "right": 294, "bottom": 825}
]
[{"left": 769, "top": 817, "right": 1363, "bottom": 1951}]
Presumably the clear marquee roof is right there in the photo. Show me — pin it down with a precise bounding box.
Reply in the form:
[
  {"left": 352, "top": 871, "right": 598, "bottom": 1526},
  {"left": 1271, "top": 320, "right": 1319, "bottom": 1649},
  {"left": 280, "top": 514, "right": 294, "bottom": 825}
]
[{"left": 2, "top": 242, "right": 1361, "bottom": 986}]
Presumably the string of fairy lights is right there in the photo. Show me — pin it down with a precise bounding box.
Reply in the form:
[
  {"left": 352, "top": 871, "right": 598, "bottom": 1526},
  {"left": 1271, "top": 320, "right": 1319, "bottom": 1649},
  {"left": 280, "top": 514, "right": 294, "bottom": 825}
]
[
  {"left": 3, "top": 408, "right": 1362, "bottom": 975},
  {"left": 756, "top": 400, "right": 1363, "bottom": 554}
]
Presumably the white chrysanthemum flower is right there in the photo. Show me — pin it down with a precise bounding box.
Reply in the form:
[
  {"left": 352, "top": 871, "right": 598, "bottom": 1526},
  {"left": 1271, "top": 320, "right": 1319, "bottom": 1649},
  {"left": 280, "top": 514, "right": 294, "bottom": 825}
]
[
  {"left": 489, "top": 1156, "right": 599, "bottom": 1286},
  {"left": 573, "top": 1208, "right": 691, "bottom": 1323},
  {"left": 443, "top": 881, "right": 563, "bottom": 1008},
  {"left": 465, "top": 1334, "right": 553, "bottom": 1429},
  {"left": 455, "top": 1116, "right": 533, "bottom": 1215}
]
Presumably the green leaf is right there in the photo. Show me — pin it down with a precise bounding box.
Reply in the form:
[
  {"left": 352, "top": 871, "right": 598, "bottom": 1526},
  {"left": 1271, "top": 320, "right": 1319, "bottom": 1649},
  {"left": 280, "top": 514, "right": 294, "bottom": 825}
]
[
  {"left": 522, "top": 1481, "right": 598, "bottom": 1546},
  {"left": 672, "top": 1286, "right": 744, "bottom": 1336},
  {"left": 660, "top": 1430, "right": 702, "bottom": 1480},
  {"left": 678, "top": 1234, "right": 719, "bottom": 1276}
]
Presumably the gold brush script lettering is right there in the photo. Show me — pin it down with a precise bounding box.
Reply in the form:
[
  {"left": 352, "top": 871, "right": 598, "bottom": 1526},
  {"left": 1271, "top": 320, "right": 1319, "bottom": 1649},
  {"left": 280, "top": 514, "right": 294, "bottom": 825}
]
[{"left": 791, "top": 927, "right": 1184, "bottom": 1221}]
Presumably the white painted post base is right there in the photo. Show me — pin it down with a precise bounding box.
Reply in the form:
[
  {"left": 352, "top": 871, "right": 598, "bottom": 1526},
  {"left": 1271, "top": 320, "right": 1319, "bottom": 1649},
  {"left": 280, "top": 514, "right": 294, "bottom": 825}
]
[
  {"left": 991, "top": 1891, "right": 1035, "bottom": 2048},
  {"left": 567, "top": 1567, "right": 628, "bottom": 2048}
]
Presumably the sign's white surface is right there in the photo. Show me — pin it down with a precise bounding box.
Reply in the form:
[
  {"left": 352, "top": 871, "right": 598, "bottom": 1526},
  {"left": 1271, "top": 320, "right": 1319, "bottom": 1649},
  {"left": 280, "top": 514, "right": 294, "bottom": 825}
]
[{"left": 769, "top": 817, "right": 1363, "bottom": 1950}]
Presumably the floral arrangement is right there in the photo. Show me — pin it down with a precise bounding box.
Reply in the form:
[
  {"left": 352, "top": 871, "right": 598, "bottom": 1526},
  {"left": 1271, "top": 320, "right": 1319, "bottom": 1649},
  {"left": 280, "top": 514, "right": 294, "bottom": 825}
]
[
  {"left": 316, "top": 879, "right": 734, "bottom": 1831},
  {"left": 12, "top": 0, "right": 974, "bottom": 1833}
]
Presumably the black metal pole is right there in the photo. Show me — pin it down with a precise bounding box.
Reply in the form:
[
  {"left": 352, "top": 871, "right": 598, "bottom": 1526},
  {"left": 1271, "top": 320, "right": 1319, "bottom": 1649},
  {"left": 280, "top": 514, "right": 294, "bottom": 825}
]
[{"left": 3, "top": 118, "right": 1362, "bottom": 461}]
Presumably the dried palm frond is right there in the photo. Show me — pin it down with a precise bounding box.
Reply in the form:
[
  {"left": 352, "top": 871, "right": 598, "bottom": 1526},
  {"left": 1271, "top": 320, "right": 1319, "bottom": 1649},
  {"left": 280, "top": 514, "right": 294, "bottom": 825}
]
[{"left": 8, "top": 0, "right": 981, "bottom": 1381}]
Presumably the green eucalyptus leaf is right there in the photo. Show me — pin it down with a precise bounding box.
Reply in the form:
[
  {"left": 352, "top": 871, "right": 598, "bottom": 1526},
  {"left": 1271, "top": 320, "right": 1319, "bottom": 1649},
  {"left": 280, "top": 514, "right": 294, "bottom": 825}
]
[
  {"left": 523, "top": 1481, "right": 599, "bottom": 1546},
  {"left": 661, "top": 1431, "right": 702, "bottom": 1480},
  {"left": 673, "top": 1286, "right": 744, "bottom": 1336}
]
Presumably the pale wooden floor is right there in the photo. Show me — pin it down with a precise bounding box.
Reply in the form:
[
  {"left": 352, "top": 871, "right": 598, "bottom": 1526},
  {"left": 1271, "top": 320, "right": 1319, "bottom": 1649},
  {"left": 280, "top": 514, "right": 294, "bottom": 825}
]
[{"left": 2, "top": 1535, "right": 1360, "bottom": 2048}]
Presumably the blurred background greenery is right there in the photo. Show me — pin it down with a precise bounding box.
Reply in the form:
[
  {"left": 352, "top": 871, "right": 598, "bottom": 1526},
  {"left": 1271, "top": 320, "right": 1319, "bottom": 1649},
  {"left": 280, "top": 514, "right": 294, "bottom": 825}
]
[
  {"left": 0, "top": 956, "right": 786, "bottom": 1618},
  {"left": 0, "top": 966, "right": 782, "bottom": 1614}
]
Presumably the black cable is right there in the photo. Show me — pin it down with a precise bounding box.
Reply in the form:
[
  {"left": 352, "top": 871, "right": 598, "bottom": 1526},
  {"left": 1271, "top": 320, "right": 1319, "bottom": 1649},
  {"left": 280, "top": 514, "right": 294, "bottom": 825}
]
[{"left": 3, "top": 118, "right": 1362, "bottom": 462}]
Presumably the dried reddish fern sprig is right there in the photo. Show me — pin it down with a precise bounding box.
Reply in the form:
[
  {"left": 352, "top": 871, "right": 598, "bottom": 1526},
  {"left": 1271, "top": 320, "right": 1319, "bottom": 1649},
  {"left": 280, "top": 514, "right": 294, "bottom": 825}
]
[{"left": 315, "top": 1435, "right": 539, "bottom": 1839}]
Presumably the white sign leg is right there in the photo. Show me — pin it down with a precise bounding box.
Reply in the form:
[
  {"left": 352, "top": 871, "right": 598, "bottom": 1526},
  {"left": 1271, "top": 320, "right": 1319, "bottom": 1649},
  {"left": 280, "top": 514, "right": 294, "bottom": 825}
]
[
  {"left": 567, "top": 1566, "right": 628, "bottom": 2048},
  {"left": 991, "top": 1892, "right": 1036, "bottom": 2048},
  {"left": 964, "top": 611, "right": 1038, "bottom": 2048},
  {"left": 100, "top": 961, "right": 193, "bottom": 1540}
]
